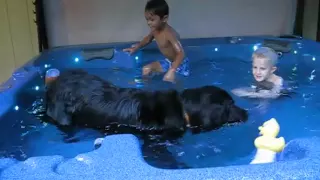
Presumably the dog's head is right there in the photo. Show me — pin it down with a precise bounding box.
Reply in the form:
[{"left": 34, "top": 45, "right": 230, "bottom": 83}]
[
  {"left": 45, "top": 69, "right": 104, "bottom": 127},
  {"left": 181, "top": 86, "right": 248, "bottom": 134},
  {"left": 45, "top": 76, "right": 73, "bottom": 126}
]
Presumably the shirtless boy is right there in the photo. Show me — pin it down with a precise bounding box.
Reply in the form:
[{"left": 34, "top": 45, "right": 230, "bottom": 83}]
[
  {"left": 232, "top": 47, "right": 285, "bottom": 99},
  {"left": 123, "top": 0, "right": 190, "bottom": 82}
]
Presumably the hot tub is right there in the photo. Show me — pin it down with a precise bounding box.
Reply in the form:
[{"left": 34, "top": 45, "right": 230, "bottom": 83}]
[{"left": 0, "top": 36, "right": 319, "bottom": 179}]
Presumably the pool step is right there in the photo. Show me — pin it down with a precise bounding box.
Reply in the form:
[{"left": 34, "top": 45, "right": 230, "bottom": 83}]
[{"left": 81, "top": 48, "right": 115, "bottom": 61}]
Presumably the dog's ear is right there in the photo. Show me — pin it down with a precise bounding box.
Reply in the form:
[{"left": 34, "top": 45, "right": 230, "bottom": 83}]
[
  {"left": 165, "top": 89, "right": 180, "bottom": 99},
  {"left": 187, "top": 103, "right": 229, "bottom": 134},
  {"left": 47, "top": 101, "right": 72, "bottom": 126},
  {"left": 224, "top": 101, "right": 249, "bottom": 123},
  {"left": 201, "top": 105, "right": 226, "bottom": 130},
  {"left": 208, "top": 101, "right": 248, "bottom": 125},
  {"left": 164, "top": 115, "right": 186, "bottom": 131}
]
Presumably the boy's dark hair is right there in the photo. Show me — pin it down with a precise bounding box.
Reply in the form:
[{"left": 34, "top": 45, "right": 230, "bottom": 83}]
[{"left": 145, "top": 0, "right": 169, "bottom": 18}]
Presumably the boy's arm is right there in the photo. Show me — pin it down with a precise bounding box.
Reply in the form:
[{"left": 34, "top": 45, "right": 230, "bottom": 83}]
[
  {"left": 250, "top": 78, "right": 284, "bottom": 99},
  {"left": 232, "top": 87, "right": 280, "bottom": 99},
  {"left": 167, "top": 33, "right": 185, "bottom": 70},
  {"left": 134, "top": 33, "right": 154, "bottom": 50},
  {"left": 232, "top": 87, "right": 256, "bottom": 97},
  {"left": 248, "top": 90, "right": 280, "bottom": 99}
]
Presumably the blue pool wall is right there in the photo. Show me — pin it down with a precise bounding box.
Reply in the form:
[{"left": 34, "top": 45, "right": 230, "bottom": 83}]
[{"left": 0, "top": 36, "right": 320, "bottom": 179}]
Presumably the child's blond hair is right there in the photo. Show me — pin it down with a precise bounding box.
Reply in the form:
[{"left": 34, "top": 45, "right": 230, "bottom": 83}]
[{"left": 252, "top": 47, "right": 278, "bottom": 66}]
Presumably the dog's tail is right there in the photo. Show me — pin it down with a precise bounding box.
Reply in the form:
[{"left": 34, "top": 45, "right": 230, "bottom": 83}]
[{"left": 225, "top": 101, "right": 249, "bottom": 123}]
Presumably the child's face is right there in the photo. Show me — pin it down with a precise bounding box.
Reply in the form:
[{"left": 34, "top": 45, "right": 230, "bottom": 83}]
[
  {"left": 252, "top": 57, "right": 276, "bottom": 82},
  {"left": 144, "top": 11, "right": 167, "bottom": 31}
]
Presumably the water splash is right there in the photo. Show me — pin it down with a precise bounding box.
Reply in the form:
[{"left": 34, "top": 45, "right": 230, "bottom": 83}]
[
  {"left": 308, "top": 70, "right": 316, "bottom": 81},
  {"left": 27, "top": 98, "right": 46, "bottom": 117}
]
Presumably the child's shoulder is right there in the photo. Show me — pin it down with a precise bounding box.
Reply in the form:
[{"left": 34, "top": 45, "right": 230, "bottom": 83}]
[
  {"left": 164, "top": 25, "right": 180, "bottom": 39},
  {"left": 274, "top": 75, "right": 284, "bottom": 87}
]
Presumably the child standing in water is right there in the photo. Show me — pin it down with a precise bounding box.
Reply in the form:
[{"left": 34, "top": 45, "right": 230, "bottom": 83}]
[
  {"left": 123, "top": 0, "right": 190, "bottom": 83},
  {"left": 232, "top": 47, "right": 286, "bottom": 99}
]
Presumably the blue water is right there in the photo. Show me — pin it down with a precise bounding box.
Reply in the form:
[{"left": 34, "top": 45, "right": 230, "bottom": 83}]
[{"left": 1, "top": 42, "right": 320, "bottom": 169}]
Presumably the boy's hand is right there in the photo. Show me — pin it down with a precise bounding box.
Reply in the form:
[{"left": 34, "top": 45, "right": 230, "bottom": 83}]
[
  {"left": 123, "top": 44, "right": 138, "bottom": 54},
  {"left": 231, "top": 88, "right": 253, "bottom": 97},
  {"left": 163, "top": 68, "right": 176, "bottom": 83}
]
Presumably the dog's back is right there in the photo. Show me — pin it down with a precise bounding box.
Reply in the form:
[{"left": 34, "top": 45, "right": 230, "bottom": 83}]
[{"left": 46, "top": 69, "right": 187, "bottom": 136}]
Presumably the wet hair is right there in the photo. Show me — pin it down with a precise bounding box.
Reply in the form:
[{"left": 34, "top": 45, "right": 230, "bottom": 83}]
[
  {"left": 145, "top": 0, "right": 169, "bottom": 19},
  {"left": 252, "top": 47, "right": 278, "bottom": 66}
]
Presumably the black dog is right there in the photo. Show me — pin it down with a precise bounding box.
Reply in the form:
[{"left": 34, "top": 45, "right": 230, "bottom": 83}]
[{"left": 45, "top": 69, "right": 248, "bottom": 137}]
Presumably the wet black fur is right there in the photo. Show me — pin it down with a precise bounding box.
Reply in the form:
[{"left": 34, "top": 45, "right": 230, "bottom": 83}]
[{"left": 46, "top": 69, "right": 248, "bottom": 137}]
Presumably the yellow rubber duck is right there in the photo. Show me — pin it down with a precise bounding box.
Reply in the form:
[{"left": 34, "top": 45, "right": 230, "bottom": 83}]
[{"left": 250, "top": 118, "right": 286, "bottom": 164}]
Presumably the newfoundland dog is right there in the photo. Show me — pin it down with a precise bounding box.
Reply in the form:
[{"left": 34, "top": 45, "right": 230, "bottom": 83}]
[{"left": 45, "top": 69, "right": 248, "bottom": 137}]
